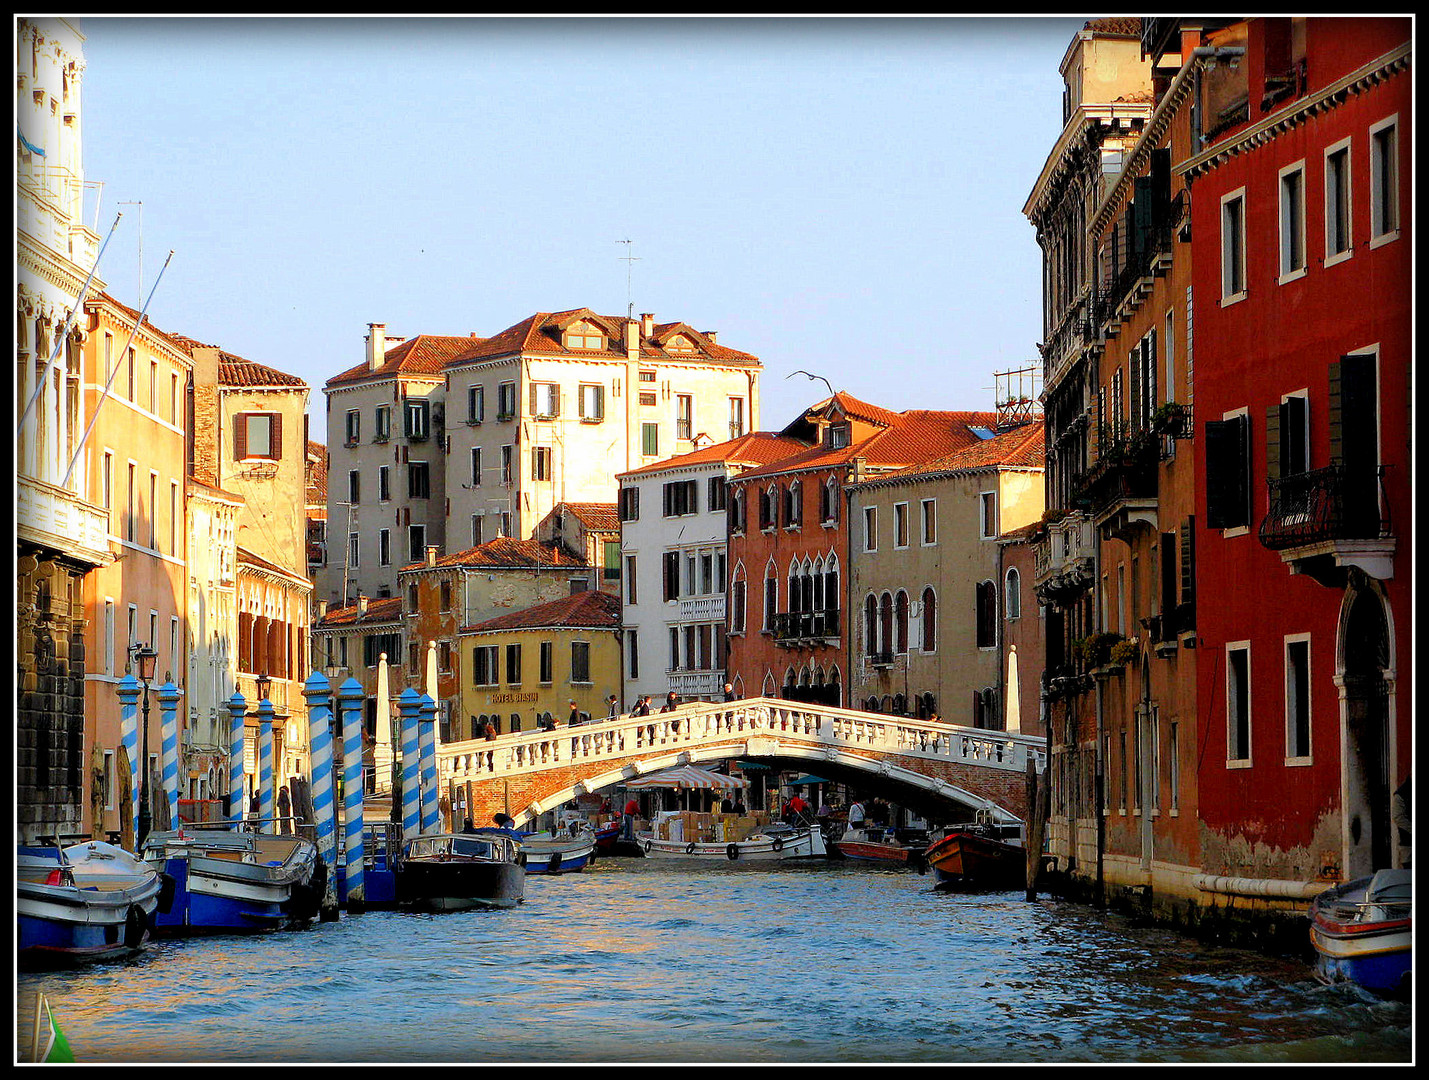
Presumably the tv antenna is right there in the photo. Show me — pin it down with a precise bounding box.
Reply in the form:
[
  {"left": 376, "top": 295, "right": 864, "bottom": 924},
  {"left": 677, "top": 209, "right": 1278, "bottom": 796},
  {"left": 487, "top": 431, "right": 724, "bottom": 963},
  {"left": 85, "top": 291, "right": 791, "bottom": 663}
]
[{"left": 618, "top": 239, "right": 640, "bottom": 320}]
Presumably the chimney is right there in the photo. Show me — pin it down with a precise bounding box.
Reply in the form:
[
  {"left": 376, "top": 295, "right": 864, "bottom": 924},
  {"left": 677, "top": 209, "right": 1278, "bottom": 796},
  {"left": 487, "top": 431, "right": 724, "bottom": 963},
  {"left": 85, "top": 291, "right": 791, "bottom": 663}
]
[
  {"left": 357, "top": 594, "right": 368, "bottom": 617},
  {"left": 317, "top": 599, "right": 329, "bottom": 620},
  {"left": 625, "top": 317, "right": 640, "bottom": 361},
  {"left": 641, "top": 313, "right": 655, "bottom": 338},
  {"left": 703, "top": 330, "right": 717, "bottom": 344},
  {"left": 366, "top": 323, "right": 386, "bottom": 372},
  {"left": 425, "top": 545, "right": 438, "bottom": 568}
]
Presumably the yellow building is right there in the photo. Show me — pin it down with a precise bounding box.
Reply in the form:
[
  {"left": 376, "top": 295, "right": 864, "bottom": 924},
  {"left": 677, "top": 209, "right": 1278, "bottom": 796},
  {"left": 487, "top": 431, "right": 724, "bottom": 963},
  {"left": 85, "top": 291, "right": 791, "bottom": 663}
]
[{"left": 457, "top": 590, "right": 622, "bottom": 735}]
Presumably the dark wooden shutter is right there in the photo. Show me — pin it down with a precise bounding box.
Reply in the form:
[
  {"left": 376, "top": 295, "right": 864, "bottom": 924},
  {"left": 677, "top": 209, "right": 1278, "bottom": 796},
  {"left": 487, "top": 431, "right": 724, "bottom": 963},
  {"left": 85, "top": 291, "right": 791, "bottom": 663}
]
[
  {"left": 1144, "top": 330, "right": 1157, "bottom": 413},
  {"left": 1160, "top": 531, "right": 1178, "bottom": 638},
  {"left": 1204, "top": 417, "right": 1249, "bottom": 529},
  {"left": 234, "top": 413, "right": 248, "bottom": 460},
  {"left": 270, "top": 413, "right": 283, "bottom": 460},
  {"left": 1330, "top": 354, "right": 1378, "bottom": 531},
  {"left": 1284, "top": 396, "right": 1307, "bottom": 475},
  {"left": 1129, "top": 348, "right": 1142, "bottom": 431},
  {"left": 1265, "top": 403, "right": 1283, "bottom": 483},
  {"left": 1133, "top": 176, "right": 1153, "bottom": 262},
  {"left": 1179, "top": 516, "right": 1196, "bottom": 624}
]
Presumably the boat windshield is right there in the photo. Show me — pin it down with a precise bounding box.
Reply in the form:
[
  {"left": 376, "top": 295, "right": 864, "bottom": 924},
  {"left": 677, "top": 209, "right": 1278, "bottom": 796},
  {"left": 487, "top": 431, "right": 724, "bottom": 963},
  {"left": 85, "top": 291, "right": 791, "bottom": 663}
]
[{"left": 451, "top": 839, "right": 496, "bottom": 859}]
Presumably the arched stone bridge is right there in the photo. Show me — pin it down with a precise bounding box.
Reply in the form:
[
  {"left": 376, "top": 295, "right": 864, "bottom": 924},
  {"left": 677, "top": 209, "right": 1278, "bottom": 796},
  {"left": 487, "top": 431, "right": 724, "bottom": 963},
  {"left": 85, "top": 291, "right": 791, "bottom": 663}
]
[{"left": 437, "top": 698, "right": 1046, "bottom": 830}]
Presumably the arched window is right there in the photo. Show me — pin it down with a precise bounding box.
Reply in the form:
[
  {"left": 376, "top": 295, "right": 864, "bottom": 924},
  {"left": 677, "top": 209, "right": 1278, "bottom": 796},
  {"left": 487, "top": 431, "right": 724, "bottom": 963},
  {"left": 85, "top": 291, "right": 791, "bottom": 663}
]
[
  {"left": 729, "top": 487, "right": 746, "bottom": 534},
  {"left": 823, "top": 557, "right": 839, "bottom": 615},
  {"left": 864, "top": 594, "right": 878, "bottom": 657},
  {"left": 880, "top": 592, "right": 894, "bottom": 656},
  {"left": 976, "top": 581, "right": 997, "bottom": 649},
  {"left": 1006, "top": 567, "right": 1022, "bottom": 620},
  {"left": 891, "top": 692, "right": 906, "bottom": 716},
  {"left": 785, "top": 480, "right": 802, "bottom": 527},
  {"left": 895, "top": 590, "right": 909, "bottom": 654},
  {"left": 822, "top": 477, "right": 840, "bottom": 524},
  {"left": 764, "top": 563, "right": 779, "bottom": 630},
  {"left": 865, "top": 696, "right": 881, "bottom": 713},
  {"left": 921, "top": 587, "right": 937, "bottom": 652}
]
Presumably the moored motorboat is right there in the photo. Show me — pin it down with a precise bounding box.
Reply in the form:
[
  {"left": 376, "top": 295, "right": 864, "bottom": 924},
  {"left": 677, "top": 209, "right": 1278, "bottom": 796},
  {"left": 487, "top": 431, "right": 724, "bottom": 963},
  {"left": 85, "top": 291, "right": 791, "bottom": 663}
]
[
  {"left": 519, "top": 822, "right": 597, "bottom": 875},
  {"left": 833, "top": 825, "right": 912, "bottom": 865},
  {"left": 396, "top": 829, "right": 525, "bottom": 911},
  {"left": 925, "top": 825, "right": 1024, "bottom": 890},
  {"left": 1309, "top": 869, "right": 1411, "bottom": 998},
  {"left": 593, "top": 821, "right": 621, "bottom": 853},
  {"left": 140, "top": 825, "right": 322, "bottom": 934},
  {"left": 641, "top": 822, "right": 828, "bottom": 862},
  {"left": 17, "top": 840, "right": 165, "bottom": 968}
]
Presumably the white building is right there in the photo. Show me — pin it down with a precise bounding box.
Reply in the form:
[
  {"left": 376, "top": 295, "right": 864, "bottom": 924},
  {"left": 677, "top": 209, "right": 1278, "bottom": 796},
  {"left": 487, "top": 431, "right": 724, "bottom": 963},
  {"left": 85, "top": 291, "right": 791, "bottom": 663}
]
[{"left": 617, "top": 432, "right": 806, "bottom": 704}]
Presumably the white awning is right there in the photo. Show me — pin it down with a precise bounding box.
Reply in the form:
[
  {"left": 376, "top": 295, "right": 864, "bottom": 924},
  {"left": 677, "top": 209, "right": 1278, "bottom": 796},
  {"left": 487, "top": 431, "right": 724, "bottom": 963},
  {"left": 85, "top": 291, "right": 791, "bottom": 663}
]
[{"left": 625, "top": 765, "right": 747, "bottom": 790}]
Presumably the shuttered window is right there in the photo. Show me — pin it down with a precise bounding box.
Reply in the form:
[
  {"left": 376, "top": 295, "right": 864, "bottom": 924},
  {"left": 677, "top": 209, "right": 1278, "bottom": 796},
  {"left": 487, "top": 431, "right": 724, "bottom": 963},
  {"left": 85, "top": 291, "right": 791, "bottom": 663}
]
[
  {"left": 235, "top": 412, "right": 282, "bottom": 461},
  {"left": 1205, "top": 415, "right": 1250, "bottom": 529}
]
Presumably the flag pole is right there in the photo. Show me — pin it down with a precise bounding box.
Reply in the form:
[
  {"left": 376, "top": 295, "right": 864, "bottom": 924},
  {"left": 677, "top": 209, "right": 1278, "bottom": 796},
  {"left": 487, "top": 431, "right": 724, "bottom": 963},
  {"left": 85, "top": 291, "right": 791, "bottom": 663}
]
[
  {"left": 18, "top": 211, "right": 124, "bottom": 437},
  {"left": 60, "top": 250, "right": 174, "bottom": 491}
]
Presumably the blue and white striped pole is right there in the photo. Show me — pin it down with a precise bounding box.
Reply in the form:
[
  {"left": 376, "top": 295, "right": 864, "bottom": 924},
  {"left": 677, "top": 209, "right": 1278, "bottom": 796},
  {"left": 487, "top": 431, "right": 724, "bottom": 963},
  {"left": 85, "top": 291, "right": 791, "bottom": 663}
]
[
  {"left": 337, "top": 677, "right": 366, "bottom": 912},
  {"left": 398, "top": 689, "right": 423, "bottom": 842},
  {"left": 303, "top": 672, "right": 339, "bottom": 920},
  {"left": 227, "top": 692, "right": 248, "bottom": 824},
  {"left": 257, "top": 695, "right": 276, "bottom": 835},
  {"left": 117, "top": 675, "right": 140, "bottom": 844},
  {"left": 158, "top": 681, "right": 182, "bottom": 831},
  {"left": 418, "top": 693, "right": 439, "bottom": 835}
]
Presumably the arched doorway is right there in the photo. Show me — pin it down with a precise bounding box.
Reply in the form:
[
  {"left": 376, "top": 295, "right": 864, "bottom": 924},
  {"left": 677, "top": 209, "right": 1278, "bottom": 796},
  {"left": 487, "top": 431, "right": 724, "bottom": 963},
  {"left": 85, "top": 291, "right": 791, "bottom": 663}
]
[{"left": 1339, "top": 583, "right": 1393, "bottom": 878}]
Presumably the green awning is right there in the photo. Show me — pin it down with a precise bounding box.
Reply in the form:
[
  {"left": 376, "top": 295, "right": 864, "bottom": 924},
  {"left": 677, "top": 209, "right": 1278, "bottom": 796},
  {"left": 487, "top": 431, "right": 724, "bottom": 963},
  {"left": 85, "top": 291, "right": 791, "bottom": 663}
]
[
  {"left": 790, "top": 775, "right": 829, "bottom": 786},
  {"left": 733, "top": 761, "right": 771, "bottom": 771}
]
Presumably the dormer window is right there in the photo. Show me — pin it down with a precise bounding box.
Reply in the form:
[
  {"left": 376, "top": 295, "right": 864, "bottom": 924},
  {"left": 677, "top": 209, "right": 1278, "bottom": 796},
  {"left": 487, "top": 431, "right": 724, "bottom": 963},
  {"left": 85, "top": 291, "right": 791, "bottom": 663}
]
[
  {"left": 666, "top": 335, "right": 696, "bottom": 353},
  {"left": 827, "top": 423, "right": 850, "bottom": 449},
  {"left": 563, "top": 321, "right": 605, "bottom": 350}
]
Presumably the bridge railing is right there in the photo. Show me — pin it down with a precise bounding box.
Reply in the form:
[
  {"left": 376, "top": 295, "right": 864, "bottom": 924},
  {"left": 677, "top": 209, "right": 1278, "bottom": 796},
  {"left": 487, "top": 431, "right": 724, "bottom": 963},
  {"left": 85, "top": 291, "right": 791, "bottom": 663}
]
[{"left": 438, "top": 697, "right": 1045, "bottom": 787}]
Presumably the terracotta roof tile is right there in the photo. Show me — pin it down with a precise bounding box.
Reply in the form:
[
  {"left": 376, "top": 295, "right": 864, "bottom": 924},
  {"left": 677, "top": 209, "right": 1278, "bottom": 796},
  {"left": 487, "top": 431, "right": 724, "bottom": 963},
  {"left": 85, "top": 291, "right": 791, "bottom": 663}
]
[
  {"left": 326, "top": 334, "right": 486, "bottom": 387},
  {"left": 398, "top": 536, "right": 587, "bottom": 573},
  {"left": 166, "top": 331, "right": 307, "bottom": 388},
  {"left": 315, "top": 596, "right": 404, "bottom": 629},
  {"left": 444, "top": 309, "right": 760, "bottom": 368},
  {"left": 305, "top": 440, "right": 328, "bottom": 503},
  {"left": 619, "top": 431, "right": 812, "bottom": 477},
  {"left": 461, "top": 589, "right": 621, "bottom": 634},
  {"left": 857, "top": 420, "right": 1046, "bottom": 487},
  {"left": 555, "top": 502, "right": 621, "bottom": 533}
]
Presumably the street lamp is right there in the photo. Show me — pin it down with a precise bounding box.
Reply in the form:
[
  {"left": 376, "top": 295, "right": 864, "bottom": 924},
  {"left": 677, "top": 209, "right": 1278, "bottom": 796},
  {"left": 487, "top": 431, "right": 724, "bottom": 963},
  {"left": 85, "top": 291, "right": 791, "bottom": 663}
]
[
  {"left": 133, "top": 643, "right": 159, "bottom": 848},
  {"left": 255, "top": 671, "right": 272, "bottom": 703}
]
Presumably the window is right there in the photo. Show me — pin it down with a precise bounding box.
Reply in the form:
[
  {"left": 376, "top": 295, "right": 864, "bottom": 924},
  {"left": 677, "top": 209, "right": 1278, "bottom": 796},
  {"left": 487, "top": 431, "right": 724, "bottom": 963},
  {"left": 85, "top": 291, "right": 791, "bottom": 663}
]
[
  {"left": 1370, "top": 117, "right": 1399, "bottom": 243},
  {"left": 1005, "top": 568, "right": 1021, "bottom": 620},
  {"left": 408, "top": 524, "right": 426, "bottom": 562},
  {"left": 1168, "top": 721, "right": 1180, "bottom": 812},
  {"left": 148, "top": 473, "right": 157, "bottom": 549},
  {"left": 1227, "top": 643, "right": 1251, "bottom": 763},
  {"left": 1205, "top": 412, "right": 1250, "bottom": 530},
  {"left": 564, "top": 328, "right": 604, "bottom": 350},
  {"left": 531, "top": 446, "right": 552, "bottom": 482},
  {"left": 379, "top": 529, "right": 390, "bottom": 566},
  {"left": 570, "top": 641, "right": 591, "bottom": 684},
  {"left": 472, "top": 645, "right": 498, "bottom": 686},
  {"left": 764, "top": 572, "right": 777, "bottom": 630},
  {"left": 348, "top": 470, "right": 361, "bottom": 504},
  {"left": 126, "top": 462, "right": 136, "bottom": 542},
  {"left": 663, "top": 479, "right": 698, "bottom": 517},
  {"left": 404, "top": 400, "right": 429, "bottom": 441},
  {"left": 730, "top": 578, "right": 746, "bottom": 634},
  {"left": 348, "top": 532, "right": 360, "bottom": 569},
  {"left": 641, "top": 423, "right": 659, "bottom": 457},
  {"left": 728, "top": 397, "right": 745, "bottom": 439},
  {"left": 375, "top": 405, "right": 391, "bottom": 440},
  {"left": 497, "top": 381, "right": 517, "bottom": 420},
  {"left": 820, "top": 479, "right": 839, "bottom": 524},
  {"left": 894, "top": 502, "right": 909, "bottom": 548},
  {"left": 1278, "top": 161, "right": 1306, "bottom": 280},
  {"left": 921, "top": 499, "right": 936, "bottom": 545},
  {"left": 467, "top": 385, "right": 484, "bottom": 423},
  {"left": 618, "top": 486, "right": 640, "bottom": 522},
  {"left": 625, "top": 556, "right": 637, "bottom": 604},
  {"left": 676, "top": 394, "right": 693, "bottom": 440},
  {"left": 1285, "top": 636, "right": 1311, "bottom": 761},
  {"left": 506, "top": 643, "right": 522, "bottom": 685},
  {"left": 894, "top": 591, "right": 909, "bottom": 654},
  {"left": 921, "top": 587, "right": 937, "bottom": 652},
  {"left": 378, "top": 465, "right": 391, "bottom": 502},
  {"left": 603, "top": 540, "right": 621, "bottom": 582},
  {"left": 828, "top": 423, "right": 850, "bottom": 449},
  {"left": 1324, "top": 140, "right": 1352, "bottom": 264},
  {"left": 979, "top": 492, "right": 998, "bottom": 539},
  {"left": 470, "top": 447, "right": 482, "bottom": 486},
  {"left": 625, "top": 630, "right": 638, "bottom": 680},
  {"left": 500, "top": 445, "right": 513, "bottom": 485},
  {"left": 975, "top": 581, "right": 997, "bottom": 649},
  {"left": 1267, "top": 393, "right": 1309, "bottom": 481},
  {"left": 470, "top": 514, "right": 483, "bottom": 547},
  {"left": 639, "top": 392, "right": 658, "bottom": 407},
  {"left": 863, "top": 595, "right": 878, "bottom": 657},
  {"left": 531, "top": 382, "right": 559, "bottom": 419},
  {"left": 169, "top": 481, "right": 178, "bottom": 555},
  {"left": 783, "top": 481, "right": 802, "bottom": 527},
  {"left": 539, "top": 641, "right": 553, "bottom": 684},
  {"left": 863, "top": 506, "right": 878, "bottom": 551},
  {"left": 578, "top": 383, "right": 604, "bottom": 421},
  {"left": 663, "top": 551, "right": 680, "bottom": 602},
  {"left": 499, "top": 511, "right": 512, "bottom": 539},
  {"left": 1220, "top": 188, "right": 1246, "bottom": 301},
  {"left": 638, "top": 370, "right": 657, "bottom": 383},
  {"left": 707, "top": 475, "right": 727, "bottom": 512},
  {"left": 235, "top": 412, "right": 282, "bottom": 460},
  {"left": 127, "top": 347, "right": 135, "bottom": 401},
  {"left": 345, "top": 409, "right": 361, "bottom": 446},
  {"left": 170, "top": 373, "right": 179, "bottom": 425},
  {"left": 408, "top": 462, "right": 430, "bottom": 499}
]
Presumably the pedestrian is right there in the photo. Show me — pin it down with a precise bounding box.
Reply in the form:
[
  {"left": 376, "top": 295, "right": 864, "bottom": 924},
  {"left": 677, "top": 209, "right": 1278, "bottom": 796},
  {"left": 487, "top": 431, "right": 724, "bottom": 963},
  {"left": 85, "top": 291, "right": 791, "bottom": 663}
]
[
  {"left": 493, "top": 812, "right": 513, "bottom": 829},
  {"left": 786, "top": 791, "right": 811, "bottom": 825},
  {"left": 461, "top": 816, "right": 477, "bottom": 833},
  {"left": 569, "top": 699, "right": 581, "bottom": 727},
  {"left": 605, "top": 693, "right": 620, "bottom": 719},
  {"left": 484, "top": 722, "right": 498, "bottom": 742},
  {"left": 732, "top": 795, "right": 747, "bottom": 816},
  {"left": 720, "top": 794, "right": 734, "bottom": 814},
  {"left": 660, "top": 691, "right": 679, "bottom": 713},
  {"left": 622, "top": 796, "right": 639, "bottom": 841},
  {"left": 723, "top": 682, "right": 737, "bottom": 703},
  {"left": 848, "top": 797, "right": 866, "bottom": 831}
]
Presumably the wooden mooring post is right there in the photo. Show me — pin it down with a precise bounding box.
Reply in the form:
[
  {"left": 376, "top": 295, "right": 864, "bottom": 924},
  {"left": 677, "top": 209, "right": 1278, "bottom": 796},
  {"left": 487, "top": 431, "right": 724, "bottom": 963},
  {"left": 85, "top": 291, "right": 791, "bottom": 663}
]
[{"left": 1025, "top": 755, "right": 1048, "bottom": 901}]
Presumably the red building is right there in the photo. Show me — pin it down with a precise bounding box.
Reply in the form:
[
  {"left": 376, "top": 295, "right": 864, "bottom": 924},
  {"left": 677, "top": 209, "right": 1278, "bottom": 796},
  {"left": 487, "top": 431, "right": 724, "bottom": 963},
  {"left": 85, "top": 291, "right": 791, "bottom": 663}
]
[{"left": 1175, "top": 17, "right": 1411, "bottom": 885}]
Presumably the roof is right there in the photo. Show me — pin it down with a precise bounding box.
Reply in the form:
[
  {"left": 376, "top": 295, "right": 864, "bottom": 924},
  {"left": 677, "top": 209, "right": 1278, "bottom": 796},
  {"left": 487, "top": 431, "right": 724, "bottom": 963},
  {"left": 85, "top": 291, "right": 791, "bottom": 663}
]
[
  {"left": 619, "top": 431, "right": 811, "bottom": 478},
  {"left": 88, "top": 292, "right": 193, "bottom": 360},
  {"left": 736, "top": 396, "right": 1007, "bottom": 484},
  {"left": 398, "top": 536, "right": 588, "bottom": 573},
  {"left": 314, "top": 596, "right": 404, "bottom": 629},
  {"left": 443, "top": 308, "right": 760, "bottom": 368},
  {"left": 552, "top": 502, "right": 620, "bottom": 534},
  {"left": 326, "top": 334, "right": 485, "bottom": 388},
  {"left": 461, "top": 588, "right": 621, "bottom": 634},
  {"left": 305, "top": 440, "right": 328, "bottom": 505},
  {"left": 167, "top": 332, "right": 308, "bottom": 388},
  {"left": 236, "top": 546, "right": 310, "bottom": 588},
  {"left": 854, "top": 420, "right": 1046, "bottom": 488}
]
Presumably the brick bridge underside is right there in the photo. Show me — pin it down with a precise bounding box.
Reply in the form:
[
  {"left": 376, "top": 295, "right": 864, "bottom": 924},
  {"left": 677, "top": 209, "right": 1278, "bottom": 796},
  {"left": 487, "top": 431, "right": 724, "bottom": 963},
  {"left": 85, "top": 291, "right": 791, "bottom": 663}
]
[{"left": 453, "top": 739, "right": 1032, "bottom": 829}]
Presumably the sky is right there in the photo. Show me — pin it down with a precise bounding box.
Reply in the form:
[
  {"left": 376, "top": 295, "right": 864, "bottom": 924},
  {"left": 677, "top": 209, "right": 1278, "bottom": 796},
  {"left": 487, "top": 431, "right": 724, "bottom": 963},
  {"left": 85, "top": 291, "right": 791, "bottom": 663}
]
[{"left": 76, "top": 15, "right": 1084, "bottom": 443}]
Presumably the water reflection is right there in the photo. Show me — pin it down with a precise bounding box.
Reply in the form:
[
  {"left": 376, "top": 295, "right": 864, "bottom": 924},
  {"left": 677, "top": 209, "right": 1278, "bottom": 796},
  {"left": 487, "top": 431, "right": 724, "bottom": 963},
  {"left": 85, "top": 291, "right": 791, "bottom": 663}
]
[{"left": 16, "top": 860, "right": 1410, "bottom": 1063}]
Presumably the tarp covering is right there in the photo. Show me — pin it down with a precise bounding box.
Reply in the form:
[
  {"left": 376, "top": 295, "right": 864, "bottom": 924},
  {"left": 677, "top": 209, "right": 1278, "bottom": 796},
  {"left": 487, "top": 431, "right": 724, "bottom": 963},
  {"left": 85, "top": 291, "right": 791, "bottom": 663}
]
[{"left": 625, "top": 765, "right": 747, "bottom": 790}]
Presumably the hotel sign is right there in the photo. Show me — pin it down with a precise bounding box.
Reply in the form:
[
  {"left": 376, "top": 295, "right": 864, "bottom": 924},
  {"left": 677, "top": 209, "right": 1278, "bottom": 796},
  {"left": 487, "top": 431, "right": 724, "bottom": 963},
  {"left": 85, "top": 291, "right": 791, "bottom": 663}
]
[{"left": 489, "top": 692, "right": 539, "bottom": 705}]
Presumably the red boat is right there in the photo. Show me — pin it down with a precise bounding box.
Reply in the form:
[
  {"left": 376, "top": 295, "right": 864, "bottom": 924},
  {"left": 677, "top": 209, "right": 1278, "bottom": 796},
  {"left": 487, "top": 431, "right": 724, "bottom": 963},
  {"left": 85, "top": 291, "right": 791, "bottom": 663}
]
[
  {"left": 833, "top": 826, "right": 910, "bottom": 864},
  {"left": 925, "top": 827, "right": 1024, "bottom": 890}
]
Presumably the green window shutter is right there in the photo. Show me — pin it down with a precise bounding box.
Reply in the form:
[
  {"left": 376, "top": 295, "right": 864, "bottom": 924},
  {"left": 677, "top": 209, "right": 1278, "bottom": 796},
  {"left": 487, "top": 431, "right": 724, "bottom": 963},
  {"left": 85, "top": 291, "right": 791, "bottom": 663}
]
[
  {"left": 1179, "top": 516, "right": 1196, "bottom": 617},
  {"left": 1265, "top": 403, "right": 1283, "bottom": 483}
]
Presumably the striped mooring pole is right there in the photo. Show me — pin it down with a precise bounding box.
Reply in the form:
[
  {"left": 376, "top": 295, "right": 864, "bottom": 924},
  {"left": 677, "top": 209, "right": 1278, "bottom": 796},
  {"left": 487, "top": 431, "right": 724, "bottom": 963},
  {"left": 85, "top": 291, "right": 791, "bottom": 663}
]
[
  {"left": 227, "top": 692, "right": 248, "bottom": 824},
  {"left": 302, "top": 672, "right": 340, "bottom": 920},
  {"left": 257, "top": 695, "right": 276, "bottom": 835},
  {"left": 399, "top": 689, "right": 422, "bottom": 842},
  {"left": 418, "top": 693, "right": 439, "bottom": 835},
  {"left": 117, "top": 675, "right": 140, "bottom": 841},
  {"left": 158, "top": 681, "right": 182, "bottom": 831},
  {"left": 337, "top": 677, "right": 366, "bottom": 912}
]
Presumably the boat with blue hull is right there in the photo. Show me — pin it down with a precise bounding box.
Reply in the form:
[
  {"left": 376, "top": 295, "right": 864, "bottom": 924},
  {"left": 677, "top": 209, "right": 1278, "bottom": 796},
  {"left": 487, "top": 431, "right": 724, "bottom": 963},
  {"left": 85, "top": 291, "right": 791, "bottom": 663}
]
[
  {"left": 17, "top": 840, "right": 165, "bottom": 969},
  {"left": 1309, "top": 868, "right": 1412, "bottom": 998},
  {"left": 519, "top": 822, "right": 597, "bottom": 875},
  {"left": 139, "top": 826, "right": 322, "bottom": 935}
]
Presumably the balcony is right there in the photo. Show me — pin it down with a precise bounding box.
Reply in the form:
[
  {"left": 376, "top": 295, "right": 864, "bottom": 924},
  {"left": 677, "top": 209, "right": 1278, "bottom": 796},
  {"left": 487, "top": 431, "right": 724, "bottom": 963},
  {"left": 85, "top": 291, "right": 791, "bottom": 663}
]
[
  {"left": 771, "top": 608, "right": 840, "bottom": 646},
  {"left": 1259, "top": 465, "right": 1395, "bottom": 583},
  {"left": 1074, "top": 431, "right": 1160, "bottom": 540},
  {"left": 678, "top": 594, "right": 726, "bottom": 623},
  {"left": 1096, "top": 191, "right": 1183, "bottom": 335},
  {"left": 667, "top": 670, "right": 724, "bottom": 699},
  {"left": 16, "top": 476, "right": 112, "bottom": 569},
  {"left": 1034, "top": 511, "right": 1096, "bottom": 605}
]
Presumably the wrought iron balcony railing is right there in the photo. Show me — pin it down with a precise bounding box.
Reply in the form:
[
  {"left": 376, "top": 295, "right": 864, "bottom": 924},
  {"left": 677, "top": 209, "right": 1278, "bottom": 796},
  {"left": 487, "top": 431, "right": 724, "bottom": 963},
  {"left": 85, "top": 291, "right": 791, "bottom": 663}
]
[
  {"left": 772, "top": 608, "right": 840, "bottom": 644},
  {"left": 1258, "top": 465, "right": 1390, "bottom": 552}
]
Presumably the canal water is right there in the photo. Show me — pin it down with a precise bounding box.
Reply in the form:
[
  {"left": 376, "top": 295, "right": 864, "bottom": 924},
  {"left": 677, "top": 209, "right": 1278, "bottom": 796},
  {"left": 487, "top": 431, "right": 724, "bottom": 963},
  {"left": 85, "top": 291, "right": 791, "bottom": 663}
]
[{"left": 16, "top": 858, "right": 1411, "bottom": 1064}]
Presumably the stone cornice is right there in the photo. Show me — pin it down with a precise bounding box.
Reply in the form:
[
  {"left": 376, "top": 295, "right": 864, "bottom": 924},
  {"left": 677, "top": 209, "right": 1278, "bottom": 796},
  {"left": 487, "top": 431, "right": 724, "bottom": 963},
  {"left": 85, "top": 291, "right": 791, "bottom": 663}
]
[
  {"left": 1025, "top": 103, "right": 1153, "bottom": 223},
  {"left": 1178, "top": 42, "right": 1411, "bottom": 182},
  {"left": 1092, "top": 62, "right": 1199, "bottom": 234}
]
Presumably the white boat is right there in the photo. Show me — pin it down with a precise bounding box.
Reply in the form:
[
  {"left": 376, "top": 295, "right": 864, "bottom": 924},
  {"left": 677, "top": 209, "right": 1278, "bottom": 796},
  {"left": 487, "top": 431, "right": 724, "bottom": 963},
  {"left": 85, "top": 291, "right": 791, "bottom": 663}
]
[
  {"left": 17, "top": 840, "right": 164, "bottom": 968},
  {"left": 640, "top": 822, "right": 828, "bottom": 862},
  {"left": 518, "top": 822, "right": 597, "bottom": 875},
  {"left": 1309, "top": 868, "right": 1412, "bottom": 998},
  {"left": 140, "top": 825, "right": 323, "bottom": 934}
]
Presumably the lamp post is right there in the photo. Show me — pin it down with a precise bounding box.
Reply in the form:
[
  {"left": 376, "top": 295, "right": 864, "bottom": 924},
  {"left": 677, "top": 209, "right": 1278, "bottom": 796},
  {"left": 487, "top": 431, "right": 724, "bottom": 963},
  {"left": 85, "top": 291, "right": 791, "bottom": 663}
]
[{"left": 133, "top": 643, "right": 159, "bottom": 848}]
